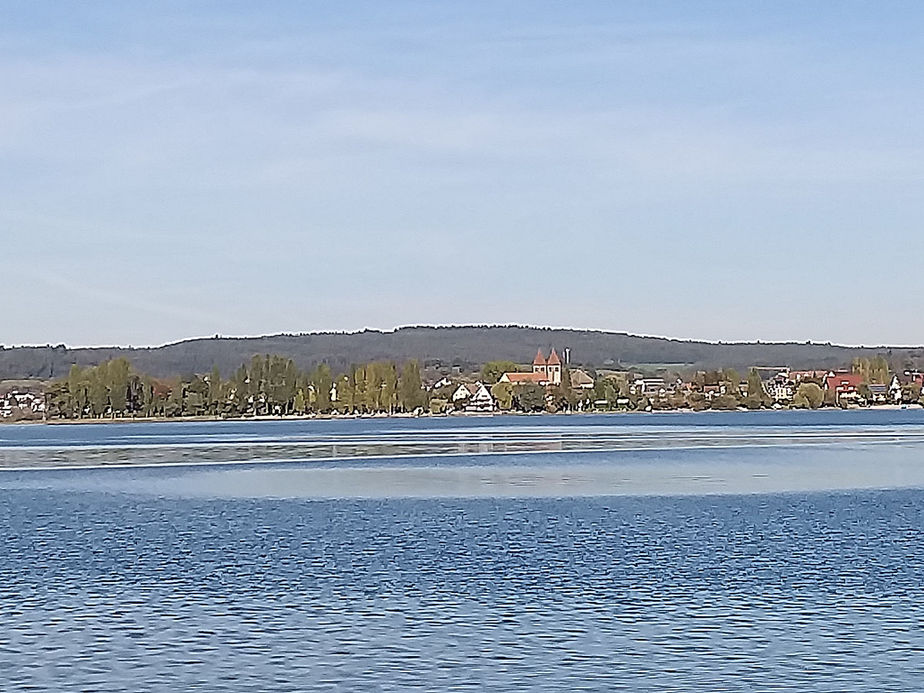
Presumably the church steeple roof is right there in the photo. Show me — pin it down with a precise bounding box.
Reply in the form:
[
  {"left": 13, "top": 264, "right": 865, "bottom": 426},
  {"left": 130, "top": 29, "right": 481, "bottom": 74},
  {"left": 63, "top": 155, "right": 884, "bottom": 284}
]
[
  {"left": 547, "top": 349, "right": 561, "bottom": 365},
  {"left": 533, "top": 348, "right": 547, "bottom": 366}
]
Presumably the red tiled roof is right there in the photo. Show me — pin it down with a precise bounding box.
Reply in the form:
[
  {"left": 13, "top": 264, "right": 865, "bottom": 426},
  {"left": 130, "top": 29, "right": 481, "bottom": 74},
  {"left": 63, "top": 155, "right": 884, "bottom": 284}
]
[
  {"left": 533, "top": 349, "right": 546, "bottom": 366},
  {"left": 503, "top": 372, "right": 547, "bottom": 384},
  {"left": 824, "top": 372, "right": 864, "bottom": 390},
  {"left": 547, "top": 349, "right": 561, "bottom": 365}
]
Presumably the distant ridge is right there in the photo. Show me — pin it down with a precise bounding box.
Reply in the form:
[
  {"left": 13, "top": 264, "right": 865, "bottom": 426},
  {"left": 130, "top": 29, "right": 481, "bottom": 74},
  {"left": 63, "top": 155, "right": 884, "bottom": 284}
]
[{"left": 2, "top": 325, "right": 922, "bottom": 380}]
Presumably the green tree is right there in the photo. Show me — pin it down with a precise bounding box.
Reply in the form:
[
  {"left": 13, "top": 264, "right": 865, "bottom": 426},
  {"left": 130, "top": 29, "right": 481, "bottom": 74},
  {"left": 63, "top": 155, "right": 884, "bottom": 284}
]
[
  {"left": 721, "top": 368, "right": 740, "bottom": 398},
  {"left": 902, "top": 382, "right": 922, "bottom": 404},
  {"left": 228, "top": 365, "right": 250, "bottom": 416},
  {"left": 106, "top": 358, "right": 130, "bottom": 416},
  {"left": 335, "top": 373, "right": 354, "bottom": 413},
  {"left": 364, "top": 362, "right": 382, "bottom": 412},
  {"left": 871, "top": 355, "right": 890, "bottom": 384},
  {"left": 514, "top": 383, "right": 546, "bottom": 412},
  {"left": 67, "top": 364, "right": 87, "bottom": 418},
  {"left": 481, "top": 360, "right": 518, "bottom": 384},
  {"left": 311, "top": 364, "right": 333, "bottom": 413},
  {"left": 744, "top": 368, "right": 769, "bottom": 409},
  {"left": 352, "top": 365, "right": 367, "bottom": 414},
  {"left": 793, "top": 382, "right": 824, "bottom": 409},
  {"left": 185, "top": 390, "right": 205, "bottom": 416},
  {"left": 399, "top": 360, "right": 424, "bottom": 412},
  {"left": 141, "top": 375, "right": 156, "bottom": 417},
  {"left": 711, "top": 394, "right": 739, "bottom": 410},
  {"left": 601, "top": 378, "right": 619, "bottom": 408},
  {"left": 381, "top": 362, "right": 398, "bottom": 414},
  {"left": 555, "top": 367, "right": 577, "bottom": 410},
  {"left": 88, "top": 362, "right": 109, "bottom": 417},
  {"left": 491, "top": 381, "right": 514, "bottom": 410},
  {"left": 207, "top": 366, "right": 223, "bottom": 414},
  {"left": 44, "top": 380, "right": 69, "bottom": 419},
  {"left": 853, "top": 356, "right": 889, "bottom": 385},
  {"left": 687, "top": 391, "right": 709, "bottom": 411},
  {"left": 249, "top": 355, "right": 267, "bottom": 414},
  {"left": 293, "top": 388, "right": 307, "bottom": 415},
  {"left": 165, "top": 381, "right": 184, "bottom": 417}
]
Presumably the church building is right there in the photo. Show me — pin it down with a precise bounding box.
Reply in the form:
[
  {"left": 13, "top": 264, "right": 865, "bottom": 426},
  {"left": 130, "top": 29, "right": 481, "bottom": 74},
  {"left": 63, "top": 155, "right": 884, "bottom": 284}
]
[
  {"left": 532, "top": 348, "right": 562, "bottom": 385},
  {"left": 497, "top": 348, "right": 565, "bottom": 386}
]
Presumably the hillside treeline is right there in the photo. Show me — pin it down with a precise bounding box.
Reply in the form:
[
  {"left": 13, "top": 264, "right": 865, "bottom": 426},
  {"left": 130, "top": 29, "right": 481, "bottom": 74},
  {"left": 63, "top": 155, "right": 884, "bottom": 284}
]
[
  {"left": 8, "top": 325, "right": 924, "bottom": 380},
  {"left": 45, "top": 355, "right": 427, "bottom": 419}
]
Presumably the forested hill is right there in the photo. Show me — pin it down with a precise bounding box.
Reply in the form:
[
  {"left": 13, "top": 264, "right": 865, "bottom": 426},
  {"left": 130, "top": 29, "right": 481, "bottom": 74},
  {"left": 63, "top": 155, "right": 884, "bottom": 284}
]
[{"left": 2, "top": 326, "right": 922, "bottom": 380}]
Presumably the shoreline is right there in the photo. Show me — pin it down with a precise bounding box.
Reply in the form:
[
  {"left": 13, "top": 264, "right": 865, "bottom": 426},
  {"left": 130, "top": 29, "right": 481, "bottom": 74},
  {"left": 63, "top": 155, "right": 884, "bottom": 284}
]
[{"left": 5, "top": 403, "right": 921, "bottom": 426}]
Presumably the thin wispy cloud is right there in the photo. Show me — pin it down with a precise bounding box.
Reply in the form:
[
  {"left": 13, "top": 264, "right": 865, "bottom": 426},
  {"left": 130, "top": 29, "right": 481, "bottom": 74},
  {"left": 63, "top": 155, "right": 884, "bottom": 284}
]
[{"left": 2, "top": 2, "right": 923, "bottom": 346}]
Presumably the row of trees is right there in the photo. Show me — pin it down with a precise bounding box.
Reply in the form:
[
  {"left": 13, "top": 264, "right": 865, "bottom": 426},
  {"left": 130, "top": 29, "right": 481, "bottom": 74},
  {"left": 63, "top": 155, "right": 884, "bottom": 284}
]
[
  {"left": 45, "top": 355, "right": 427, "bottom": 419},
  {"left": 851, "top": 356, "right": 891, "bottom": 385},
  {"left": 41, "top": 355, "right": 924, "bottom": 420}
]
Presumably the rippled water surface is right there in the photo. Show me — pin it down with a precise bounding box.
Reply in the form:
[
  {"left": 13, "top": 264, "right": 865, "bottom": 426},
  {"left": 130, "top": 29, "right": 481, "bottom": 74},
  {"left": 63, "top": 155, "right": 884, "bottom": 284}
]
[{"left": 2, "top": 411, "right": 924, "bottom": 691}]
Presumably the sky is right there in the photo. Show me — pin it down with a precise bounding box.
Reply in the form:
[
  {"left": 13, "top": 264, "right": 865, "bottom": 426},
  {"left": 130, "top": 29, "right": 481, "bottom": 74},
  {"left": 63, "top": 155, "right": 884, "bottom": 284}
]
[{"left": 2, "top": 1, "right": 923, "bottom": 347}]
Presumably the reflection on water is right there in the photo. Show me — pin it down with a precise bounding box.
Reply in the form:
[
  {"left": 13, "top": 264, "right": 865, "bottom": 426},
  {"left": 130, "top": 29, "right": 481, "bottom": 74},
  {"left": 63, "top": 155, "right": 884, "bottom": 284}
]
[
  {"left": 3, "top": 413, "right": 924, "bottom": 691},
  {"left": 2, "top": 416, "right": 924, "bottom": 469}
]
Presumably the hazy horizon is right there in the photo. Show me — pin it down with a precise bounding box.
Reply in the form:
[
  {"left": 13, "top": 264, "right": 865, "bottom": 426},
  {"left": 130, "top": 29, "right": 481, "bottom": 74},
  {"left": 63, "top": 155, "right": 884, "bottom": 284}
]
[
  {"left": 6, "top": 323, "right": 924, "bottom": 352},
  {"left": 5, "top": 2, "right": 924, "bottom": 346}
]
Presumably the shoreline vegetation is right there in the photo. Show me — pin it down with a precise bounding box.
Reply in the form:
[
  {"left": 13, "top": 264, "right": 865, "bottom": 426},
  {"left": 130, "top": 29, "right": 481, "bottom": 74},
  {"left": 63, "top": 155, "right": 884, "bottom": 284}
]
[
  {"left": 19, "top": 403, "right": 913, "bottom": 427},
  {"left": 3, "top": 352, "right": 921, "bottom": 424}
]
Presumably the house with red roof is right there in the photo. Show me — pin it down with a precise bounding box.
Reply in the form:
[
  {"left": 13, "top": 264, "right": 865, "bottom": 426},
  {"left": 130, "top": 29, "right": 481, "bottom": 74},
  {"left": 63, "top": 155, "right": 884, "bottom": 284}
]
[
  {"left": 823, "top": 371, "right": 864, "bottom": 404},
  {"left": 499, "top": 371, "right": 549, "bottom": 385}
]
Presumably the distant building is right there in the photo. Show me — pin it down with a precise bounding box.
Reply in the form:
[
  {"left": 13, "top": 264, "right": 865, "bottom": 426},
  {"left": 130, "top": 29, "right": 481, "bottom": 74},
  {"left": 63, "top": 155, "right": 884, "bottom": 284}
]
[
  {"left": 498, "top": 348, "right": 564, "bottom": 386},
  {"left": 499, "top": 372, "right": 549, "bottom": 385},
  {"left": 532, "top": 348, "right": 562, "bottom": 386},
  {"left": 764, "top": 373, "right": 794, "bottom": 402},
  {"left": 451, "top": 382, "right": 495, "bottom": 412},
  {"left": 569, "top": 369, "right": 594, "bottom": 390},
  {"left": 0, "top": 389, "right": 45, "bottom": 419},
  {"left": 866, "top": 383, "right": 889, "bottom": 404},
  {"left": 789, "top": 370, "right": 827, "bottom": 383},
  {"left": 890, "top": 375, "right": 904, "bottom": 402},
  {"left": 631, "top": 378, "right": 666, "bottom": 397},
  {"left": 824, "top": 372, "right": 864, "bottom": 404},
  {"left": 430, "top": 377, "right": 452, "bottom": 391}
]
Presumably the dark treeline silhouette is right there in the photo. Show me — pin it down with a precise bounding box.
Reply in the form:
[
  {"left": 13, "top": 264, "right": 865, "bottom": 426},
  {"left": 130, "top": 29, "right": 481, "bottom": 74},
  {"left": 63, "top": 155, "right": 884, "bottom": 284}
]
[
  {"left": 6, "top": 326, "right": 924, "bottom": 380},
  {"left": 44, "top": 355, "right": 427, "bottom": 419}
]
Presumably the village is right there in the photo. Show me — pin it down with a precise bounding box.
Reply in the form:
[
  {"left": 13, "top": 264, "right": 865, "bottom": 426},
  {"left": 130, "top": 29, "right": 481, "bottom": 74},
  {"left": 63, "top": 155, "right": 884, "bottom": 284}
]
[
  {"left": 436, "top": 349, "right": 924, "bottom": 414},
  {"left": 4, "top": 347, "right": 924, "bottom": 422}
]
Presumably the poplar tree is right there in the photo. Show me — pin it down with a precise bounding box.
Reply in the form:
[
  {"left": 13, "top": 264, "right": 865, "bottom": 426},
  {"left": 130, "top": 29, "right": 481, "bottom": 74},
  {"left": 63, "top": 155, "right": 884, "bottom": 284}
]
[
  {"left": 352, "top": 365, "right": 367, "bottom": 414},
  {"left": 399, "top": 360, "right": 423, "bottom": 411},
  {"left": 311, "top": 364, "right": 333, "bottom": 413},
  {"left": 381, "top": 362, "right": 398, "bottom": 414}
]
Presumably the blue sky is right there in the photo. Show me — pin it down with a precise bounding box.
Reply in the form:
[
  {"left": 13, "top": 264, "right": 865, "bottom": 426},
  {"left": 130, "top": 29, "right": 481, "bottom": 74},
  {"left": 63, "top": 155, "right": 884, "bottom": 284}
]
[{"left": 3, "top": 1, "right": 923, "bottom": 347}]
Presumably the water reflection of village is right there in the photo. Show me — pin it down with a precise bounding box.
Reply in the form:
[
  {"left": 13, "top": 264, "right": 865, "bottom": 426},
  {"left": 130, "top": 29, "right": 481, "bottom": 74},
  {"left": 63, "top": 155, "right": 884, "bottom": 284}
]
[{"left": 6, "top": 423, "right": 924, "bottom": 470}]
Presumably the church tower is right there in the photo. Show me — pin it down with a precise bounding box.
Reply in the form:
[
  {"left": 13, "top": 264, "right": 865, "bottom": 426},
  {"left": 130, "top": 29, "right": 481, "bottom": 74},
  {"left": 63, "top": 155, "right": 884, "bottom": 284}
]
[
  {"left": 532, "top": 349, "right": 548, "bottom": 380},
  {"left": 547, "top": 349, "right": 562, "bottom": 385}
]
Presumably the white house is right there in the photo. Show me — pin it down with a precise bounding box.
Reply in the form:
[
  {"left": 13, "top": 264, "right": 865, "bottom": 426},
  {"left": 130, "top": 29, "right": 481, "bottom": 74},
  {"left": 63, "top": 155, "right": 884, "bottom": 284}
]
[
  {"left": 451, "top": 382, "right": 495, "bottom": 412},
  {"left": 631, "top": 378, "right": 666, "bottom": 397},
  {"left": 889, "top": 375, "right": 903, "bottom": 403},
  {"left": 765, "top": 373, "right": 794, "bottom": 402}
]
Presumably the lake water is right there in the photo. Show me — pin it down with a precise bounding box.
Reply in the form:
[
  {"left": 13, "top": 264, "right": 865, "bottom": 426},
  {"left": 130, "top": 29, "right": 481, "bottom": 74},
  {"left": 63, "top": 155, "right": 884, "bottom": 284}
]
[{"left": 2, "top": 410, "right": 924, "bottom": 691}]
